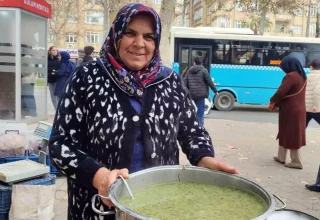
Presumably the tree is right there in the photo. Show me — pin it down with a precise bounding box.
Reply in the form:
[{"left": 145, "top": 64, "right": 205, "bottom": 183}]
[
  {"left": 48, "top": 0, "right": 77, "bottom": 45},
  {"left": 243, "top": 15, "right": 273, "bottom": 34},
  {"left": 48, "top": 0, "right": 97, "bottom": 47},
  {"left": 100, "top": 0, "right": 136, "bottom": 38},
  {"left": 238, "top": 0, "right": 305, "bottom": 35},
  {"left": 159, "top": 0, "right": 177, "bottom": 66}
]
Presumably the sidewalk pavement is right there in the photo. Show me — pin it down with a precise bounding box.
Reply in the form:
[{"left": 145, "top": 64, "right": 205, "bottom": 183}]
[{"left": 28, "top": 117, "right": 320, "bottom": 219}]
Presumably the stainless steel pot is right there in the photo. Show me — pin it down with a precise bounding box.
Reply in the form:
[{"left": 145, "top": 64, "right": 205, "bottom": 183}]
[{"left": 92, "top": 165, "right": 282, "bottom": 220}]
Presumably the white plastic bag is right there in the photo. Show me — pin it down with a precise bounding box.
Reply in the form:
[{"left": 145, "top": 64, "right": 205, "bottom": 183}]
[
  {"left": 0, "top": 123, "right": 28, "bottom": 157},
  {"left": 9, "top": 185, "right": 55, "bottom": 220}
]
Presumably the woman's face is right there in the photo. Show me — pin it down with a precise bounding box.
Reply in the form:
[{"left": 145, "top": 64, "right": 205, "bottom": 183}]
[
  {"left": 118, "top": 14, "right": 156, "bottom": 71},
  {"left": 50, "top": 47, "right": 58, "bottom": 57},
  {"left": 310, "top": 65, "right": 314, "bottom": 70}
]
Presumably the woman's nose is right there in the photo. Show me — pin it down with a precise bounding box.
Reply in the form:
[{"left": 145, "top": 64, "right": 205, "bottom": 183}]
[{"left": 133, "top": 35, "right": 144, "bottom": 48}]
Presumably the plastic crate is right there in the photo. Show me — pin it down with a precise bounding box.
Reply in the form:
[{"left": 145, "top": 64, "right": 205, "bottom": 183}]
[
  {"left": 0, "top": 184, "right": 11, "bottom": 213},
  {"left": 0, "top": 174, "right": 56, "bottom": 214},
  {"left": 0, "top": 211, "right": 8, "bottom": 220}
]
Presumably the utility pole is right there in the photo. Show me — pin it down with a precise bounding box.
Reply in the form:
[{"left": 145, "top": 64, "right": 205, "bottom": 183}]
[{"left": 306, "top": 0, "right": 312, "bottom": 37}]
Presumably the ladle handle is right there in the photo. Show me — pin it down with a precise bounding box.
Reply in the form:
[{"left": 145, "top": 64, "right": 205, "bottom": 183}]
[
  {"left": 273, "top": 194, "right": 286, "bottom": 211},
  {"left": 91, "top": 194, "right": 116, "bottom": 216}
]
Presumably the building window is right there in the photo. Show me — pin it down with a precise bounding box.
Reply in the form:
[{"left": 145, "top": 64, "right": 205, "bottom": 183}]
[
  {"left": 67, "top": 13, "right": 78, "bottom": 23},
  {"left": 292, "top": 25, "right": 302, "bottom": 34},
  {"left": 310, "top": 5, "right": 317, "bottom": 17},
  {"left": 235, "top": 20, "right": 243, "bottom": 28},
  {"left": 235, "top": 2, "right": 243, "bottom": 11},
  {"left": 193, "top": 0, "right": 201, "bottom": 5},
  {"left": 65, "top": 33, "right": 78, "bottom": 43},
  {"left": 294, "top": 8, "right": 303, "bottom": 16},
  {"left": 207, "top": 2, "right": 219, "bottom": 15},
  {"left": 275, "top": 23, "right": 286, "bottom": 33},
  {"left": 310, "top": 23, "right": 316, "bottom": 36},
  {"left": 193, "top": 7, "right": 203, "bottom": 21},
  {"left": 212, "top": 16, "right": 231, "bottom": 28},
  {"left": 86, "top": 11, "right": 104, "bottom": 25},
  {"left": 153, "top": 0, "right": 162, "bottom": 4},
  {"left": 86, "top": 31, "right": 103, "bottom": 44},
  {"left": 48, "top": 34, "right": 56, "bottom": 43}
]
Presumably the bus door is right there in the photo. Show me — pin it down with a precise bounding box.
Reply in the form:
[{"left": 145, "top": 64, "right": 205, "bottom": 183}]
[{"left": 178, "top": 45, "right": 212, "bottom": 76}]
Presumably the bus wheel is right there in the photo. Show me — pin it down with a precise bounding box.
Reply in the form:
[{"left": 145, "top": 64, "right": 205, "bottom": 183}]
[{"left": 214, "top": 91, "right": 235, "bottom": 111}]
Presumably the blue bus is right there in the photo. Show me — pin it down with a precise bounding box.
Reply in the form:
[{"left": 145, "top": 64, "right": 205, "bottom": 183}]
[{"left": 170, "top": 27, "right": 320, "bottom": 111}]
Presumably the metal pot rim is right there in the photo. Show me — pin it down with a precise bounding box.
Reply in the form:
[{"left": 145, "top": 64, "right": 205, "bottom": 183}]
[{"left": 109, "top": 165, "right": 276, "bottom": 220}]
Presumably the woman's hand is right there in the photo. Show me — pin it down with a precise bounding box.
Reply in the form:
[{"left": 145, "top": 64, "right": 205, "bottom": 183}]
[
  {"left": 268, "top": 102, "right": 276, "bottom": 112},
  {"left": 93, "top": 167, "right": 129, "bottom": 207},
  {"left": 312, "top": 106, "right": 317, "bottom": 112},
  {"left": 197, "top": 157, "right": 240, "bottom": 175}
]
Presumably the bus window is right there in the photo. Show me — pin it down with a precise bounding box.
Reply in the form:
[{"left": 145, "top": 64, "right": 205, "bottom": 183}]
[
  {"left": 306, "top": 43, "right": 320, "bottom": 65},
  {"left": 289, "top": 43, "right": 306, "bottom": 67},
  {"left": 229, "top": 41, "right": 251, "bottom": 64}
]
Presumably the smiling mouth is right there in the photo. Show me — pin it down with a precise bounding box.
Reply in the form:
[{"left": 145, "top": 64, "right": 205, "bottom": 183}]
[{"left": 129, "top": 52, "right": 145, "bottom": 56}]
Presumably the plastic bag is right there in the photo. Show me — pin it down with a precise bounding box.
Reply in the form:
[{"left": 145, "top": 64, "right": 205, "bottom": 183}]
[
  {"left": 0, "top": 123, "right": 28, "bottom": 157},
  {"left": 9, "top": 185, "right": 55, "bottom": 220}
]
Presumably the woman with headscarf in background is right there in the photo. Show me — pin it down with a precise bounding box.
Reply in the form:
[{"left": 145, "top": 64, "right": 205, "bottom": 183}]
[
  {"left": 53, "top": 51, "right": 75, "bottom": 102},
  {"left": 47, "top": 46, "right": 60, "bottom": 109},
  {"left": 49, "top": 3, "right": 238, "bottom": 219},
  {"left": 269, "top": 56, "right": 307, "bottom": 169}
]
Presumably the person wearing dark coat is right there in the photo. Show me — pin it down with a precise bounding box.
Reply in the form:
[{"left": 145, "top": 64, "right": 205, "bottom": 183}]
[
  {"left": 47, "top": 46, "right": 60, "bottom": 109},
  {"left": 82, "top": 45, "right": 94, "bottom": 63},
  {"left": 53, "top": 51, "right": 75, "bottom": 99},
  {"left": 269, "top": 56, "right": 307, "bottom": 169},
  {"left": 184, "top": 56, "right": 218, "bottom": 125}
]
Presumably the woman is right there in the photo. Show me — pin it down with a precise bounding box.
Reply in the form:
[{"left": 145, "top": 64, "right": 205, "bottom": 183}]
[
  {"left": 49, "top": 3, "right": 238, "bottom": 219},
  {"left": 269, "top": 56, "right": 307, "bottom": 169},
  {"left": 47, "top": 46, "right": 60, "bottom": 109},
  {"left": 304, "top": 59, "right": 320, "bottom": 192},
  {"left": 53, "top": 51, "right": 75, "bottom": 101}
]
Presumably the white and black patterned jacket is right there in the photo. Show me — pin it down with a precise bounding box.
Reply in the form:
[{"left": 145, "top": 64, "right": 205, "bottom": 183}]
[{"left": 49, "top": 59, "right": 215, "bottom": 219}]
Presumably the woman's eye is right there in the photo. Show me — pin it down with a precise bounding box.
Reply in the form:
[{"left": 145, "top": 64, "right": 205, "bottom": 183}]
[
  {"left": 145, "top": 35, "right": 155, "bottom": 41},
  {"left": 124, "top": 31, "right": 134, "bottom": 37}
]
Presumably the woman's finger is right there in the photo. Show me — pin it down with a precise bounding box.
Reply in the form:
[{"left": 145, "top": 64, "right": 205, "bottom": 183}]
[{"left": 117, "top": 168, "right": 129, "bottom": 179}]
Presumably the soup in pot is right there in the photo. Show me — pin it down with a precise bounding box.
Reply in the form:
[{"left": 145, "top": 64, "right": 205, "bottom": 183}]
[{"left": 120, "top": 182, "right": 267, "bottom": 220}]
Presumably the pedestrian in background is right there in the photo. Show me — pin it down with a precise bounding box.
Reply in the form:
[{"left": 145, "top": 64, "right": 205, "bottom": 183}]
[
  {"left": 184, "top": 56, "right": 218, "bottom": 125},
  {"left": 269, "top": 56, "right": 306, "bottom": 169},
  {"left": 305, "top": 58, "right": 320, "bottom": 192},
  {"left": 305, "top": 59, "right": 320, "bottom": 126},
  {"left": 82, "top": 45, "right": 95, "bottom": 63},
  {"left": 47, "top": 46, "right": 60, "bottom": 109},
  {"left": 53, "top": 51, "right": 75, "bottom": 101},
  {"left": 76, "top": 48, "right": 85, "bottom": 67}
]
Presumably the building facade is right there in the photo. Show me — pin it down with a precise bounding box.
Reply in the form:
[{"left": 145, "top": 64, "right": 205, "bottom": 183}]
[
  {"left": 48, "top": 0, "right": 183, "bottom": 51},
  {"left": 186, "top": 0, "right": 319, "bottom": 38}
]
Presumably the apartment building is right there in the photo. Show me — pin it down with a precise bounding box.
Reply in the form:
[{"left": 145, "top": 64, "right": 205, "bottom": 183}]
[
  {"left": 49, "top": 0, "right": 183, "bottom": 50},
  {"left": 186, "top": 0, "right": 319, "bottom": 37}
]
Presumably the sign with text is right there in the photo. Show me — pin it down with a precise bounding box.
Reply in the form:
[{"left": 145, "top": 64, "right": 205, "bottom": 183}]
[
  {"left": 0, "top": 0, "right": 51, "bottom": 18},
  {"left": 59, "top": 49, "right": 79, "bottom": 60}
]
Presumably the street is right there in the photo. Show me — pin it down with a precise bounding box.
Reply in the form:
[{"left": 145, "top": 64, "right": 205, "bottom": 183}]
[{"left": 206, "top": 104, "right": 320, "bottom": 129}]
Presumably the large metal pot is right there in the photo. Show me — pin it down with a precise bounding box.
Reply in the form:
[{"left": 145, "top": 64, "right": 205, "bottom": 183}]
[{"left": 92, "top": 165, "right": 279, "bottom": 220}]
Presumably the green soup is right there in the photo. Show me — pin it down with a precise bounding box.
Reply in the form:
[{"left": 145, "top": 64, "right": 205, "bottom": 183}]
[{"left": 120, "top": 182, "right": 267, "bottom": 220}]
